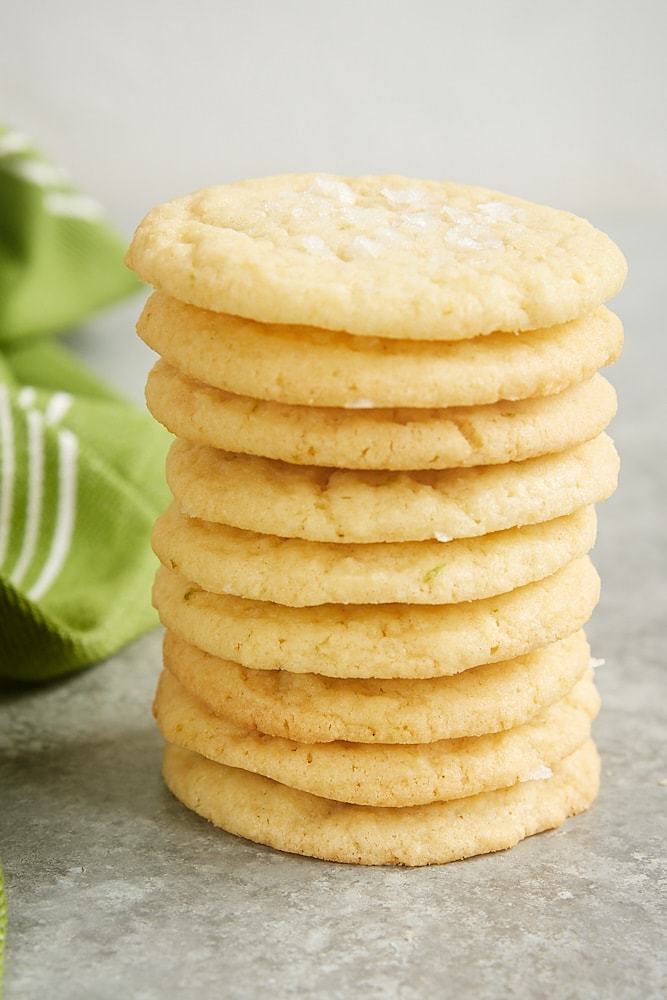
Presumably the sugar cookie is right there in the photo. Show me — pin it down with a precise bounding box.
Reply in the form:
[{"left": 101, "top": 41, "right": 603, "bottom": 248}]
[
  {"left": 161, "top": 739, "right": 600, "bottom": 866},
  {"left": 152, "top": 556, "right": 601, "bottom": 679},
  {"left": 152, "top": 503, "right": 597, "bottom": 606},
  {"left": 146, "top": 361, "right": 617, "bottom": 470},
  {"left": 161, "top": 629, "right": 592, "bottom": 744},
  {"left": 154, "top": 668, "right": 598, "bottom": 807},
  {"left": 126, "top": 174, "right": 626, "bottom": 339},
  {"left": 138, "top": 293, "right": 623, "bottom": 408},
  {"left": 166, "top": 433, "right": 619, "bottom": 543}
]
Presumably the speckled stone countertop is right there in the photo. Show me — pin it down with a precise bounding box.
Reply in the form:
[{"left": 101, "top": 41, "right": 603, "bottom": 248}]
[{"left": 1, "top": 216, "right": 665, "bottom": 999}]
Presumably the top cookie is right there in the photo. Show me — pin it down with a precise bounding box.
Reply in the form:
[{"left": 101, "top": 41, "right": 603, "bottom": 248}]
[{"left": 125, "top": 173, "right": 627, "bottom": 340}]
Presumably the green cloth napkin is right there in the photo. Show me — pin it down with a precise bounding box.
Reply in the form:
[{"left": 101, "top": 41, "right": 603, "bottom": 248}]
[{"left": 0, "top": 126, "right": 169, "bottom": 993}]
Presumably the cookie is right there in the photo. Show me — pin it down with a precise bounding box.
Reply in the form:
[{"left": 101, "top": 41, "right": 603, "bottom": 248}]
[
  {"left": 151, "top": 503, "right": 597, "bottom": 606},
  {"left": 137, "top": 293, "right": 623, "bottom": 409},
  {"left": 165, "top": 432, "right": 619, "bottom": 543},
  {"left": 125, "top": 174, "right": 626, "bottom": 339},
  {"left": 151, "top": 555, "right": 601, "bottom": 678},
  {"left": 161, "top": 738, "right": 600, "bottom": 865},
  {"left": 161, "top": 629, "right": 592, "bottom": 744},
  {"left": 154, "top": 667, "right": 599, "bottom": 807},
  {"left": 145, "top": 361, "right": 617, "bottom": 470},
  {"left": 130, "top": 171, "right": 623, "bottom": 864}
]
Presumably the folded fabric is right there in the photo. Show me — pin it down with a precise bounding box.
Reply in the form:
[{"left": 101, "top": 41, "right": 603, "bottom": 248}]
[
  {"left": 0, "top": 126, "right": 170, "bottom": 993},
  {"left": 0, "top": 124, "right": 169, "bottom": 681},
  {"left": 0, "top": 337, "right": 169, "bottom": 680},
  {"left": 0, "top": 126, "right": 141, "bottom": 342}
]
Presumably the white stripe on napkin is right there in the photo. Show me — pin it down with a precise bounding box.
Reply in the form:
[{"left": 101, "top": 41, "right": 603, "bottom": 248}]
[{"left": 1, "top": 386, "right": 78, "bottom": 600}]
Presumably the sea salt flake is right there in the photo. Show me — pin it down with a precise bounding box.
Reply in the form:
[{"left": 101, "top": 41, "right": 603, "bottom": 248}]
[
  {"left": 299, "top": 234, "right": 336, "bottom": 259},
  {"left": 381, "top": 187, "right": 425, "bottom": 205},
  {"left": 444, "top": 218, "right": 504, "bottom": 250},
  {"left": 448, "top": 233, "right": 484, "bottom": 249},
  {"left": 440, "top": 204, "right": 470, "bottom": 223},
  {"left": 477, "top": 200, "right": 516, "bottom": 221},
  {"left": 374, "top": 226, "right": 410, "bottom": 247},
  {"left": 521, "top": 765, "right": 553, "bottom": 782},
  {"left": 340, "top": 205, "right": 392, "bottom": 230},
  {"left": 401, "top": 212, "right": 438, "bottom": 231},
  {"left": 295, "top": 194, "right": 337, "bottom": 219},
  {"left": 309, "top": 176, "right": 356, "bottom": 204},
  {"left": 346, "top": 235, "right": 383, "bottom": 259}
]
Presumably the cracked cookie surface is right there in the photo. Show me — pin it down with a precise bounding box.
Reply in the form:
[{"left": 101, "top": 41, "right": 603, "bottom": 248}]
[
  {"left": 126, "top": 173, "right": 626, "bottom": 339},
  {"left": 165, "top": 433, "right": 619, "bottom": 543},
  {"left": 146, "top": 361, "right": 617, "bottom": 470}
]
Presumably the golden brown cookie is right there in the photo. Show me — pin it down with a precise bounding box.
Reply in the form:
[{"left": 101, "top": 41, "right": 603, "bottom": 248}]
[
  {"left": 145, "top": 361, "right": 617, "bottom": 470},
  {"left": 125, "top": 174, "right": 626, "bottom": 339},
  {"left": 137, "top": 293, "right": 623, "bottom": 408},
  {"left": 161, "top": 738, "right": 601, "bottom": 865},
  {"left": 165, "top": 433, "right": 619, "bottom": 543},
  {"left": 151, "top": 556, "right": 601, "bottom": 679},
  {"left": 151, "top": 503, "right": 597, "bottom": 606},
  {"left": 161, "top": 629, "right": 593, "bottom": 744},
  {"left": 154, "top": 668, "right": 599, "bottom": 807}
]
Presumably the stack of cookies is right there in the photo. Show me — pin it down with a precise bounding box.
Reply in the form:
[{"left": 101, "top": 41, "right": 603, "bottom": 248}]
[{"left": 125, "top": 174, "right": 626, "bottom": 866}]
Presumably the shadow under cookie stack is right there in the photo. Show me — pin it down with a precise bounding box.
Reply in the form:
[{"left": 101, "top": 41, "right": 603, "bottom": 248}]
[{"left": 125, "top": 174, "right": 626, "bottom": 866}]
